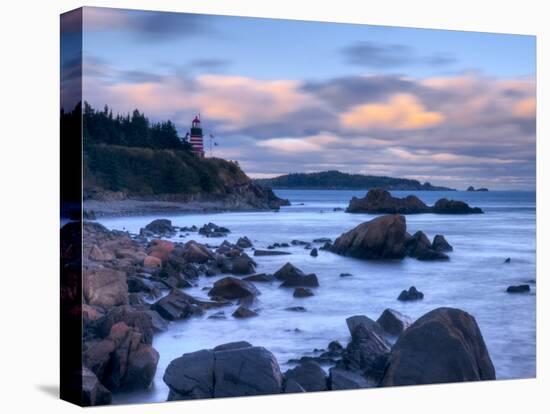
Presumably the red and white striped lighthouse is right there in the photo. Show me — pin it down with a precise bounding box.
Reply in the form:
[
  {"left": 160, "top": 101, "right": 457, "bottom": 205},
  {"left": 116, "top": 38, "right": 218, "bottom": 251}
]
[{"left": 189, "top": 115, "right": 204, "bottom": 157}]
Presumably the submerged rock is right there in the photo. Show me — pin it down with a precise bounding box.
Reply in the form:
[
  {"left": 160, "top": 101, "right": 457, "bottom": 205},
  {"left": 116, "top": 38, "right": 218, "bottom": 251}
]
[
  {"left": 199, "top": 222, "right": 230, "bottom": 238},
  {"left": 293, "top": 287, "right": 314, "bottom": 298},
  {"left": 432, "top": 198, "right": 483, "bottom": 214},
  {"left": 274, "top": 263, "right": 319, "bottom": 287},
  {"left": 236, "top": 236, "right": 253, "bottom": 248},
  {"left": 243, "top": 273, "right": 275, "bottom": 283},
  {"left": 506, "top": 284, "right": 530, "bottom": 293},
  {"left": 310, "top": 248, "right": 318, "bottom": 257},
  {"left": 397, "top": 286, "right": 424, "bottom": 302},
  {"left": 254, "top": 249, "right": 291, "bottom": 256},
  {"left": 232, "top": 306, "right": 258, "bottom": 318},
  {"left": 381, "top": 307, "right": 495, "bottom": 386}
]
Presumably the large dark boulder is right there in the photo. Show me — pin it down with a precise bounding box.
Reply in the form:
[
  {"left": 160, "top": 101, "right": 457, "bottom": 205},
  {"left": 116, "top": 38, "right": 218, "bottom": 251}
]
[
  {"left": 181, "top": 241, "right": 214, "bottom": 264},
  {"left": 284, "top": 361, "right": 328, "bottom": 392},
  {"left": 346, "top": 188, "right": 431, "bottom": 214},
  {"left": 432, "top": 198, "right": 483, "bottom": 214},
  {"left": 213, "top": 344, "right": 283, "bottom": 397},
  {"left": 236, "top": 237, "right": 253, "bottom": 248},
  {"left": 405, "top": 231, "right": 449, "bottom": 261},
  {"left": 199, "top": 222, "right": 230, "bottom": 238},
  {"left": 381, "top": 307, "right": 495, "bottom": 386},
  {"left": 331, "top": 215, "right": 408, "bottom": 260},
  {"left": 274, "top": 263, "right": 319, "bottom": 287},
  {"left": 346, "top": 315, "right": 386, "bottom": 338},
  {"left": 164, "top": 350, "right": 215, "bottom": 400},
  {"left": 376, "top": 308, "right": 412, "bottom": 336},
  {"left": 165, "top": 342, "right": 283, "bottom": 400},
  {"left": 208, "top": 277, "right": 260, "bottom": 300}
]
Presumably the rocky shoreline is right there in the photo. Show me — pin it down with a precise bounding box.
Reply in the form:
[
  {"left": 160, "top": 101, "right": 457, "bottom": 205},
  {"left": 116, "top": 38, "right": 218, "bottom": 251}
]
[
  {"left": 83, "top": 182, "right": 290, "bottom": 218},
  {"left": 67, "top": 212, "right": 526, "bottom": 406}
]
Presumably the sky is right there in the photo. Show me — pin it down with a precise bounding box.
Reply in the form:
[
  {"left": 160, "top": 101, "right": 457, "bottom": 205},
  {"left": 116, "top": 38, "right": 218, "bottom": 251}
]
[{"left": 63, "top": 7, "right": 536, "bottom": 190}]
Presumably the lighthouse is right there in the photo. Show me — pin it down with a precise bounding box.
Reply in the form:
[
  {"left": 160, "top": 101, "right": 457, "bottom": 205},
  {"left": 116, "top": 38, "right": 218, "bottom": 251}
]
[{"left": 189, "top": 115, "right": 204, "bottom": 157}]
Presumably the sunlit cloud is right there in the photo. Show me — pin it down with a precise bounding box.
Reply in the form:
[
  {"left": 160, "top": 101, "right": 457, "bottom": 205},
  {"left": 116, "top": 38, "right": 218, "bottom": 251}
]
[{"left": 340, "top": 94, "right": 444, "bottom": 130}]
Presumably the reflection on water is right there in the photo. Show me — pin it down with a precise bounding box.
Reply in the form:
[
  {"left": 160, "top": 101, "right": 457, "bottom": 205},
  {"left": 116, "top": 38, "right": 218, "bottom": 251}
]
[{"left": 98, "top": 190, "right": 536, "bottom": 404}]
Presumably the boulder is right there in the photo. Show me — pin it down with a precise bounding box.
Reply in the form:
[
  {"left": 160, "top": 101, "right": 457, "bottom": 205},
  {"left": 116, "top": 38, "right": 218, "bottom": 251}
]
[
  {"left": 254, "top": 250, "right": 291, "bottom": 256},
  {"left": 376, "top": 308, "right": 412, "bottom": 336},
  {"left": 164, "top": 349, "right": 215, "bottom": 400},
  {"left": 231, "top": 254, "right": 256, "bottom": 275},
  {"left": 236, "top": 237, "right": 253, "bottom": 248},
  {"left": 339, "top": 318, "right": 391, "bottom": 382},
  {"left": 83, "top": 265, "right": 128, "bottom": 308},
  {"left": 284, "top": 361, "right": 328, "bottom": 392},
  {"left": 330, "top": 215, "right": 408, "bottom": 260},
  {"left": 147, "top": 239, "right": 175, "bottom": 261},
  {"left": 232, "top": 306, "right": 258, "bottom": 318},
  {"left": 151, "top": 289, "right": 204, "bottom": 321},
  {"left": 84, "top": 322, "right": 159, "bottom": 391},
  {"left": 293, "top": 287, "right": 314, "bottom": 298},
  {"left": 142, "top": 219, "right": 175, "bottom": 236},
  {"left": 213, "top": 344, "right": 283, "bottom": 397},
  {"left": 506, "top": 285, "right": 530, "bottom": 293},
  {"left": 404, "top": 231, "right": 431, "bottom": 258},
  {"left": 346, "top": 315, "right": 387, "bottom": 339},
  {"left": 329, "top": 368, "right": 372, "bottom": 390},
  {"left": 96, "top": 305, "right": 164, "bottom": 344},
  {"left": 432, "top": 198, "right": 483, "bottom": 214},
  {"left": 243, "top": 273, "right": 275, "bottom": 283},
  {"left": 182, "top": 241, "right": 214, "bottom": 264},
  {"left": 310, "top": 248, "right": 318, "bottom": 257},
  {"left": 208, "top": 277, "right": 260, "bottom": 300},
  {"left": 381, "top": 307, "right": 495, "bottom": 386},
  {"left": 346, "top": 188, "right": 431, "bottom": 214},
  {"left": 143, "top": 255, "right": 162, "bottom": 268},
  {"left": 432, "top": 235, "right": 453, "bottom": 252},
  {"left": 199, "top": 222, "right": 230, "bottom": 238},
  {"left": 274, "top": 263, "right": 319, "bottom": 287},
  {"left": 398, "top": 286, "right": 424, "bottom": 301},
  {"left": 82, "top": 367, "right": 112, "bottom": 406},
  {"left": 504, "top": 257, "right": 511, "bottom": 263}
]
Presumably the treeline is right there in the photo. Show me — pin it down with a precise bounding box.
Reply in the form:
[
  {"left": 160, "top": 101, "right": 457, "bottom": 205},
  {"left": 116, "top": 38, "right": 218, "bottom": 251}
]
[
  {"left": 83, "top": 102, "right": 192, "bottom": 151},
  {"left": 255, "top": 170, "right": 455, "bottom": 191}
]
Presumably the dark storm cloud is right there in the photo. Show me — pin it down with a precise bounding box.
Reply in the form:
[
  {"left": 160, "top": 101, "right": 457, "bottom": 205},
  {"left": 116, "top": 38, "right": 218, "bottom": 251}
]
[{"left": 341, "top": 41, "right": 456, "bottom": 68}]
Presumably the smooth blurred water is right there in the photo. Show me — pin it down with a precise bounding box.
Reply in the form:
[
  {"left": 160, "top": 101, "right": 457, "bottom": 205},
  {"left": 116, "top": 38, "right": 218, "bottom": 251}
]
[{"left": 98, "top": 190, "right": 536, "bottom": 404}]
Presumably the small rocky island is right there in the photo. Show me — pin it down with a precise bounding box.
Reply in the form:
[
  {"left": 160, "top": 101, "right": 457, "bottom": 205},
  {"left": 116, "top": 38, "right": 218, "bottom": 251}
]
[{"left": 346, "top": 188, "right": 483, "bottom": 214}]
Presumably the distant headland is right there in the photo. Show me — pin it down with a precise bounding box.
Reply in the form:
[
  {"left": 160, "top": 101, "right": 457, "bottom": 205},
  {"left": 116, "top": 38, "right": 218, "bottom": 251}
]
[{"left": 254, "top": 170, "right": 456, "bottom": 191}]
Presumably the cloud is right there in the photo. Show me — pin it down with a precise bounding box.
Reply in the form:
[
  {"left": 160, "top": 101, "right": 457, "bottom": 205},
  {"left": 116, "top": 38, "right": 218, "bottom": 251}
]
[
  {"left": 82, "top": 60, "right": 535, "bottom": 189},
  {"left": 340, "top": 94, "right": 444, "bottom": 130},
  {"left": 82, "top": 7, "right": 211, "bottom": 41},
  {"left": 341, "top": 41, "right": 455, "bottom": 68}
]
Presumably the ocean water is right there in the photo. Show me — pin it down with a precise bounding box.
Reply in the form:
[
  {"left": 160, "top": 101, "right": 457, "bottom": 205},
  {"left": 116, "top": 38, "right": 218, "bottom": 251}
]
[{"left": 97, "top": 190, "right": 536, "bottom": 404}]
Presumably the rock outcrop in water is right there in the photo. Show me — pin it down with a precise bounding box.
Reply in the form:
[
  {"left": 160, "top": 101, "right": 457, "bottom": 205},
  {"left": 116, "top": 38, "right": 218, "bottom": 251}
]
[
  {"left": 346, "top": 188, "right": 483, "bottom": 215},
  {"left": 381, "top": 307, "right": 496, "bottom": 386},
  {"left": 330, "top": 214, "right": 452, "bottom": 261}
]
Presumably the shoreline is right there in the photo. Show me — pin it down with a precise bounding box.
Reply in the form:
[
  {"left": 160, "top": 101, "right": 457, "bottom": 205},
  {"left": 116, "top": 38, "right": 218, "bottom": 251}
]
[{"left": 84, "top": 199, "right": 284, "bottom": 218}]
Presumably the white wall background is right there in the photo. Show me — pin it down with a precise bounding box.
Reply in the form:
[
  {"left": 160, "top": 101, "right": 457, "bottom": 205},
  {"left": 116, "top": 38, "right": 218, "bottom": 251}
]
[{"left": 0, "top": 0, "right": 547, "bottom": 412}]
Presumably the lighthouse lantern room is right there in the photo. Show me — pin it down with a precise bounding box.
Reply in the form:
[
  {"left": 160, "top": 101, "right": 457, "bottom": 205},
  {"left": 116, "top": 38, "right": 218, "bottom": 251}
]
[{"left": 189, "top": 115, "right": 204, "bottom": 157}]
